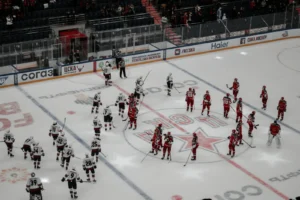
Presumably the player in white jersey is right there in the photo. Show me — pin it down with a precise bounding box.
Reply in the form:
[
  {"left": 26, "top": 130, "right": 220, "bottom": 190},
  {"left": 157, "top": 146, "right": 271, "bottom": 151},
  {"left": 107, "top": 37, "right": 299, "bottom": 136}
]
[
  {"left": 136, "top": 76, "right": 144, "bottom": 87},
  {"left": 91, "top": 137, "right": 101, "bottom": 162},
  {"left": 56, "top": 132, "right": 67, "bottom": 161},
  {"left": 82, "top": 154, "right": 97, "bottom": 182},
  {"left": 31, "top": 142, "right": 45, "bottom": 169},
  {"left": 103, "top": 106, "right": 113, "bottom": 131},
  {"left": 166, "top": 73, "right": 173, "bottom": 96},
  {"left": 61, "top": 144, "right": 75, "bottom": 170},
  {"left": 3, "top": 130, "right": 15, "bottom": 157},
  {"left": 49, "top": 121, "right": 61, "bottom": 145},
  {"left": 61, "top": 167, "right": 83, "bottom": 199},
  {"left": 91, "top": 92, "right": 102, "bottom": 114},
  {"left": 26, "top": 172, "right": 44, "bottom": 200},
  {"left": 103, "top": 61, "right": 112, "bottom": 86},
  {"left": 115, "top": 93, "right": 127, "bottom": 118},
  {"left": 134, "top": 84, "right": 145, "bottom": 104},
  {"left": 21, "top": 136, "right": 35, "bottom": 159},
  {"left": 93, "top": 116, "right": 102, "bottom": 137}
]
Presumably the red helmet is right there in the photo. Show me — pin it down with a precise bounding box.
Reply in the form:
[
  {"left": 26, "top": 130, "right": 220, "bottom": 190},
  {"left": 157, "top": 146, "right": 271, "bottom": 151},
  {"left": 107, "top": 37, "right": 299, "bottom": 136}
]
[
  {"left": 281, "top": 97, "right": 284, "bottom": 100},
  {"left": 234, "top": 78, "right": 238, "bottom": 81},
  {"left": 206, "top": 90, "right": 209, "bottom": 94},
  {"left": 189, "top": 88, "right": 192, "bottom": 91},
  {"left": 252, "top": 111, "right": 256, "bottom": 115},
  {"left": 168, "top": 132, "right": 171, "bottom": 135},
  {"left": 193, "top": 132, "right": 197, "bottom": 136},
  {"left": 239, "top": 98, "right": 242, "bottom": 101},
  {"left": 158, "top": 123, "right": 162, "bottom": 127},
  {"left": 226, "top": 93, "right": 230, "bottom": 97},
  {"left": 263, "top": 85, "right": 266, "bottom": 89},
  {"left": 232, "top": 129, "right": 236, "bottom": 133}
]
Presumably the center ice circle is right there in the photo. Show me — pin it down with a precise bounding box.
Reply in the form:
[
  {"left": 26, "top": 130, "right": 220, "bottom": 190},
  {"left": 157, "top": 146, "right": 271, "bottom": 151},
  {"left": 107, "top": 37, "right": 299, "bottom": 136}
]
[
  {"left": 123, "top": 108, "right": 251, "bottom": 164},
  {"left": 277, "top": 46, "right": 300, "bottom": 72}
]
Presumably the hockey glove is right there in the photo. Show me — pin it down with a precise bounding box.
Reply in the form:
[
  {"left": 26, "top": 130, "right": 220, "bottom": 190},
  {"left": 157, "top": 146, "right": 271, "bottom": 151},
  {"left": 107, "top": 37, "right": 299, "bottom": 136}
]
[
  {"left": 284, "top": 109, "right": 286, "bottom": 112},
  {"left": 277, "top": 106, "right": 279, "bottom": 110},
  {"left": 126, "top": 102, "right": 129, "bottom": 105},
  {"left": 80, "top": 180, "right": 83, "bottom": 183},
  {"left": 72, "top": 154, "right": 74, "bottom": 157},
  {"left": 94, "top": 165, "right": 97, "bottom": 169},
  {"left": 26, "top": 188, "right": 29, "bottom": 193},
  {"left": 83, "top": 168, "right": 86, "bottom": 171},
  {"left": 143, "top": 93, "right": 145, "bottom": 96},
  {"left": 99, "top": 148, "right": 101, "bottom": 152},
  {"left": 61, "top": 178, "right": 65, "bottom": 182},
  {"left": 100, "top": 102, "right": 103, "bottom": 106},
  {"left": 49, "top": 132, "right": 51, "bottom": 137},
  {"left": 42, "top": 153, "right": 45, "bottom": 156},
  {"left": 115, "top": 103, "right": 117, "bottom": 106}
]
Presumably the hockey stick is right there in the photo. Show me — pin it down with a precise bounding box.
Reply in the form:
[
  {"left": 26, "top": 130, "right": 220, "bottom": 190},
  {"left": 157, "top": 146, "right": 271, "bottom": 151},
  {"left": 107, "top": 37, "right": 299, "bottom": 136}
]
[
  {"left": 100, "top": 152, "right": 107, "bottom": 158},
  {"left": 74, "top": 156, "right": 82, "bottom": 160},
  {"left": 226, "top": 84, "right": 232, "bottom": 90},
  {"left": 168, "top": 153, "right": 172, "bottom": 163},
  {"left": 141, "top": 151, "right": 151, "bottom": 163},
  {"left": 242, "top": 139, "right": 256, "bottom": 148},
  {"left": 122, "top": 117, "right": 128, "bottom": 121},
  {"left": 143, "top": 70, "right": 152, "bottom": 83},
  {"left": 183, "top": 151, "right": 192, "bottom": 167},
  {"left": 174, "top": 86, "right": 181, "bottom": 94}
]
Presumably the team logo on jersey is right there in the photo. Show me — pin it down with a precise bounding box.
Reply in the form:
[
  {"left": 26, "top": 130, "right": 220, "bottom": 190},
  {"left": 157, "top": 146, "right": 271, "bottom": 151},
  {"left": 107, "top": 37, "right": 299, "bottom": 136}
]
[
  {"left": 0, "top": 167, "right": 29, "bottom": 183},
  {"left": 126, "top": 108, "right": 251, "bottom": 164}
]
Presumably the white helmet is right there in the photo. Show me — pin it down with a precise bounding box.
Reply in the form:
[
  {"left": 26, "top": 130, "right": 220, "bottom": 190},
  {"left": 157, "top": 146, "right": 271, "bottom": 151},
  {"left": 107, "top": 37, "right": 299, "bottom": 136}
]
[
  {"left": 97, "top": 92, "right": 101, "bottom": 95},
  {"left": 35, "top": 142, "right": 39, "bottom": 146},
  {"left": 53, "top": 121, "right": 57, "bottom": 125},
  {"left": 85, "top": 153, "right": 89, "bottom": 158},
  {"left": 106, "top": 106, "right": 109, "bottom": 109},
  {"left": 139, "top": 76, "right": 143, "bottom": 80},
  {"left": 31, "top": 172, "right": 35, "bottom": 177},
  {"left": 68, "top": 144, "right": 72, "bottom": 148},
  {"left": 61, "top": 132, "right": 65, "bottom": 137},
  {"left": 169, "top": 73, "right": 172, "bottom": 76},
  {"left": 6, "top": 130, "right": 10, "bottom": 134},
  {"left": 119, "top": 93, "right": 123, "bottom": 96},
  {"left": 29, "top": 136, "right": 33, "bottom": 140}
]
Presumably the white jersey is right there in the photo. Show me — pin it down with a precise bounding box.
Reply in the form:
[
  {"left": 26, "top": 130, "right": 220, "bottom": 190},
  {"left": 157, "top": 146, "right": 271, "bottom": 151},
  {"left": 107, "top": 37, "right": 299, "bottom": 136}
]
[
  {"left": 93, "top": 119, "right": 102, "bottom": 128},
  {"left": 26, "top": 177, "right": 42, "bottom": 190},
  {"left": 4, "top": 133, "right": 14, "bottom": 143},
  {"left": 136, "top": 78, "right": 144, "bottom": 86},
  {"left": 32, "top": 146, "right": 44, "bottom": 156},
  {"left": 103, "top": 65, "right": 112, "bottom": 75},
  {"left": 103, "top": 107, "right": 112, "bottom": 117},
  {"left": 116, "top": 94, "right": 127, "bottom": 104},
  {"left": 23, "top": 138, "right": 35, "bottom": 146},
  {"left": 91, "top": 139, "right": 101, "bottom": 150},
  {"left": 62, "top": 146, "right": 74, "bottom": 158},
  {"left": 82, "top": 157, "right": 96, "bottom": 169},
  {"left": 56, "top": 135, "right": 67, "bottom": 147},
  {"left": 135, "top": 85, "right": 144, "bottom": 95},
  {"left": 167, "top": 75, "right": 173, "bottom": 83},
  {"left": 64, "top": 170, "right": 82, "bottom": 181},
  {"left": 50, "top": 124, "right": 61, "bottom": 135},
  {"left": 93, "top": 93, "right": 101, "bottom": 103}
]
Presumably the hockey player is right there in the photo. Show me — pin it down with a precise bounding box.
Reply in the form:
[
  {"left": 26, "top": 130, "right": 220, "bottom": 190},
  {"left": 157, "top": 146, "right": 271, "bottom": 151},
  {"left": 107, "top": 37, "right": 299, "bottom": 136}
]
[
  {"left": 136, "top": 76, "right": 144, "bottom": 87},
  {"left": 3, "top": 130, "right": 15, "bottom": 157},
  {"left": 26, "top": 172, "right": 44, "bottom": 200},
  {"left": 31, "top": 142, "right": 45, "bottom": 169},
  {"left": 223, "top": 93, "right": 232, "bottom": 118},
  {"left": 115, "top": 93, "right": 127, "bottom": 118},
  {"left": 260, "top": 85, "right": 268, "bottom": 110},
  {"left": 91, "top": 92, "right": 102, "bottom": 114},
  {"left": 21, "top": 136, "right": 35, "bottom": 159},
  {"left": 229, "top": 78, "right": 239, "bottom": 103},
  {"left": 166, "top": 73, "right": 173, "bottom": 96},
  {"left": 61, "top": 167, "right": 83, "bottom": 199},
  {"left": 191, "top": 133, "right": 199, "bottom": 161},
  {"left": 82, "top": 154, "right": 97, "bottom": 182},
  {"left": 247, "top": 111, "right": 256, "bottom": 137},
  {"left": 103, "top": 61, "right": 112, "bottom": 86},
  {"left": 91, "top": 136, "right": 101, "bottom": 162},
  {"left": 49, "top": 121, "right": 61, "bottom": 146},
  {"left": 277, "top": 97, "right": 287, "bottom": 121},
  {"left": 227, "top": 130, "right": 238, "bottom": 158},
  {"left": 56, "top": 132, "right": 67, "bottom": 161},
  {"left": 128, "top": 106, "right": 138, "bottom": 130},
  {"left": 267, "top": 120, "right": 281, "bottom": 148},
  {"left": 61, "top": 144, "right": 74, "bottom": 170},
  {"left": 103, "top": 106, "right": 113, "bottom": 131},
  {"left": 236, "top": 98, "right": 243, "bottom": 123},
  {"left": 150, "top": 124, "right": 163, "bottom": 155},
  {"left": 236, "top": 120, "right": 243, "bottom": 145},
  {"left": 201, "top": 90, "right": 211, "bottom": 116},
  {"left": 161, "top": 132, "right": 173, "bottom": 160},
  {"left": 134, "top": 84, "right": 145, "bottom": 104},
  {"left": 186, "top": 88, "right": 196, "bottom": 112},
  {"left": 93, "top": 116, "right": 102, "bottom": 137}
]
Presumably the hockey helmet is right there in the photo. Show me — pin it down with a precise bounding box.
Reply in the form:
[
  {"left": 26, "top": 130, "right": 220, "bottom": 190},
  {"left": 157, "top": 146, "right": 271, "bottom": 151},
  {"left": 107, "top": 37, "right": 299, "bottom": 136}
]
[
  {"left": 252, "top": 111, "right": 256, "bottom": 115},
  {"left": 53, "top": 121, "right": 57, "bottom": 125},
  {"left": 120, "top": 93, "right": 123, "bottom": 96},
  {"left": 239, "top": 97, "right": 242, "bottom": 101},
  {"left": 168, "top": 132, "right": 171, "bottom": 135},
  {"left": 31, "top": 172, "right": 35, "bottom": 177},
  {"left": 85, "top": 153, "right": 89, "bottom": 158},
  {"left": 65, "top": 144, "right": 69, "bottom": 148},
  {"left": 169, "top": 73, "right": 172, "bottom": 76},
  {"left": 226, "top": 93, "right": 230, "bottom": 97},
  {"left": 193, "top": 132, "right": 197, "bottom": 136},
  {"left": 68, "top": 144, "right": 72, "bottom": 148},
  {"left": 97, "top": 92, "right": 101, "bottom": 95},
  {"left": 234, "top": 78, "right": 238, "bottom": 81},
  {"left": 206, "top": 90, "right": 209, "bottom": 94},
  {"left": 106, "top": 106, "right": 109, "bottom": 109},
  {"left": 158, "top": 123, "right": 162, "bottom": 127},
  {"left": 274, "top": 120, "right": 277, "bottom": 124},
  {"left": 29, "top": 136, "right": 33, "bottom": 140},
  {"left": 281, "top": 97, "right": 284, "bottom": 100},
  {"left": 61, "top": 132, "right": 65, "bottom": 137},
  {"left": 35, "top": 142, "right": 39, "bottom": 146},
  {"left": 71, "top": 166, "right": 76, "bottom": 171},
  {"left": 189, "top": 88, "right": 192, "bottom": 91},
  {"left": 94, "top": 116, "right": 98, "bottom": 120},
  {"left": 263, "top": 85, "right": 266, "bottom": 89},
  {"left": 6, "top": 130, "right": 10, "bottom": 134},
  {"left": 139, "top": 76, "right": 143, "bottom": 80},
  {"left": 232, "top": 129, "right": 236, "bottom": 133}
]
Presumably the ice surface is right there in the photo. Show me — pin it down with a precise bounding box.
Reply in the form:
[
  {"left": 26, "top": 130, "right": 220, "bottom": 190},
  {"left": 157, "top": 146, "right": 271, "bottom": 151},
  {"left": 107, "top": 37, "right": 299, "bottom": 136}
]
[{"left": 1, "top": 39, "right": 300, "bottom": 200}]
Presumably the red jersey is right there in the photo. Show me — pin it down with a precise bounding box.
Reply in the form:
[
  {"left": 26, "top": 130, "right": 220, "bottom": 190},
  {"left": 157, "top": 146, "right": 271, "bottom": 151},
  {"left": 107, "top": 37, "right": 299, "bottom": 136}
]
[
  {"left": 260, "top": 89, "right": 268, "bottom": 99},
  {"left": 223, "top": 96, "right": 232, "bottom": 107},
  {"left": 236, "top": 101, "right": 242, "bottom": 113},
  {"left": 192, "top": 136, "right": 198, "bottom": 146},
  {"left": 247, "top": 114, "right": 255, "bottom": 123},
  {"left": 232, "top": 81, "right": 239, "bottom": 91},
  {"left": 164, "top": 135, "right": 173, "bottom": 146},
  {"left": 236, "top": 123, "right": 242, "bottom": 134},
  {"left": 278, "top": 100, "right": 287, "bottom": 110},
  {"left": 229, "top": 134, "right": 237, "bottom": 145},
  {"left": 128, "top": 107, "right": 138, "bottom": 118},
  {"left": 203, "top": 94, "right": 211, "bottom": 105},
  {"left": 186, "top": 89, "right": 196, "bottom": 101},
  {"left": 269, "top": 123, "right": 281, "bottom": 136}
]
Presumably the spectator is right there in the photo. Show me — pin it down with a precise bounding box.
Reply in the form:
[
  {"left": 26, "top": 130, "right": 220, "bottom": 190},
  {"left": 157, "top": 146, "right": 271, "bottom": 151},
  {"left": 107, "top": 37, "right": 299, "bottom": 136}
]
[
  {"left": 129, "top": 4, "right": 135, "bottom": 15},
  {"left": 161, "top": 15, "right": 168, "bottom": 31},
  {"left": 74, "top": 50, "right": 80, "bottom": 62},
  {"left": 6, "top": 15, "right": 13, "bottom": 30},
  {"left": 222, "top": 13, "right": 227, "bottom": 21},
  {"left": 217, "top": 7, "right": 222, "bottom": 22},
  {"left": 250, "top": 0, "right": 256, "bottom": 11},
  {"left": 195, "top": 4, "right": 201, "bottom": 13},
  {"left": 117, "top": 5, "right": 123, "bottom": 16}
]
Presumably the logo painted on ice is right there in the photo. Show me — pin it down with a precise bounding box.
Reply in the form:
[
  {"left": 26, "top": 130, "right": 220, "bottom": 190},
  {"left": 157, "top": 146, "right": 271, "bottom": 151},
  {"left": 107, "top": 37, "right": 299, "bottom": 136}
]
[
  {"left": 0, "top": 167, "right": 29, "bottom": 183},
  {"left": 0, "top": 76, "right": 8, "bottom": 85}
]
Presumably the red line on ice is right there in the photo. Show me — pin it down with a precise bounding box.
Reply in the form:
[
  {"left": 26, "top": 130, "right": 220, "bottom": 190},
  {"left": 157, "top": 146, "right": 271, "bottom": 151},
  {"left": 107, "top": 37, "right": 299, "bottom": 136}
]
[{"left": 95, "top": 73, "right": 289, "bottom": 200}]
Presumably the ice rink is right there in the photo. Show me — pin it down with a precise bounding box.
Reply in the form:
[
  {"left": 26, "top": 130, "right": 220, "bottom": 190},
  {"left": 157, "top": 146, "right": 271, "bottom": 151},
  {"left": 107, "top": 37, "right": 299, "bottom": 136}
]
[{"left": 1, "top": 38, "right": 300, "bottom": 200}]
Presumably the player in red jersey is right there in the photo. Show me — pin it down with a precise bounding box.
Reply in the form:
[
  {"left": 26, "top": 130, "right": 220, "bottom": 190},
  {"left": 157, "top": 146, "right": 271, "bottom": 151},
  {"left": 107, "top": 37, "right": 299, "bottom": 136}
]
[
  {"left": 267, "top": 120, "right": 281, "bottom": 148},
  {"left": 201, "top": 90, "right": 211, "bottom": 116},
  {"left": 128, "top": 93, "right": 137, "bottom": 108},
  {"left": 229, "top": 78, "right": 239, "bottom": 103},
  {"left": 247, "top": 111, "right": 256, "bottom": 137},
  {"left": 277, "top": 97, "right": 287, "bottom": 121},
  {"left": 236, "top": 98, "right": 243, "bottom": 123},
  {"left": 236, "top": 120, "right": 243, "bottom": 145},
  {"left": 191, "top": 133, "right": 199, "bottom": 161},
  {"left": 128, "top": 107, "right": 138, "bottom": 130},
  {"left": 260, "top": 85, "right": 268, "bottom": 110},
  {"left": 223, "top": 93, "right": 232, "bottom": 118},
  {"left": 150, "top": 124, "right": 163, "bottom": 155},
  {"left": 186, "top": 88, "right": 196, "bottom": 112},
  {"left": 161, "top": 132, "right": 173, "bottom": 160},
  {"left": 227, "top": 130, "right": 237, "bottom": 158}
]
